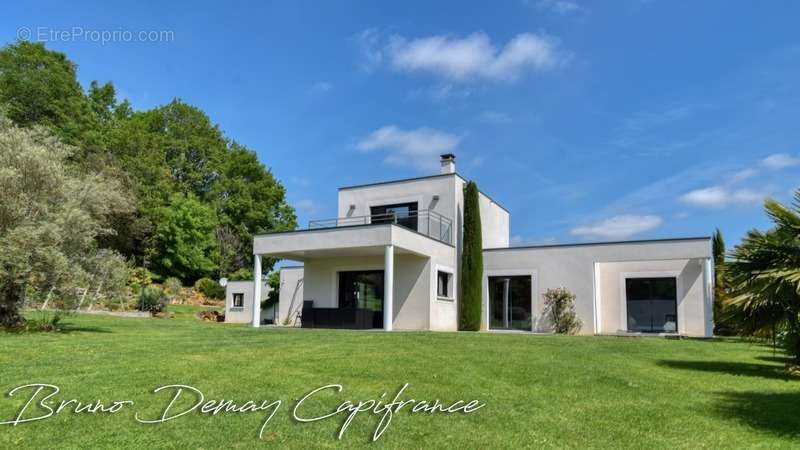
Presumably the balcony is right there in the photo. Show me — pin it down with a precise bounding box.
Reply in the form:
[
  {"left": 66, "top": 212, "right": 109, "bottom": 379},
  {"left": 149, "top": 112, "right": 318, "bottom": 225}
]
[{"left": 308, "top": 209, "right": 453, "bottom": 245}]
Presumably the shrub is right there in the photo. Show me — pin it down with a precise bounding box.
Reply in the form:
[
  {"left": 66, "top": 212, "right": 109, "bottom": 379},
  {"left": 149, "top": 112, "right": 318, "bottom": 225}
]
[
  {"left": 138, "top": 286, "right": 168, "bottom": 314},
  {"left": 194, "top": 277, "right": 225, "bottom": 300},
  {"left": 264, "top": 271, "right": 280, "bottom": 308},
  {"left": 542, "top": 287, "right": 582, "bottom": 335},
  {"left": 261, "top": 297, "right": 277, "bottom": 310},
  {"left": 163, "top": 277, "right": 183, "bottom": 297},
  {"left": 9, "top": 311, "right": 65, "bottom": 333},
  {"left": 459, "top": 181, "right": 483, "bottom": 331},
  {"left": 201, "top": 296, "right": 220, "bottom": 306},
  {"left": 128, "top": 266, "right": 153, "bottom": 294},
  {"left": 228, "top": 267, "right": 253, "bottom": 281}
]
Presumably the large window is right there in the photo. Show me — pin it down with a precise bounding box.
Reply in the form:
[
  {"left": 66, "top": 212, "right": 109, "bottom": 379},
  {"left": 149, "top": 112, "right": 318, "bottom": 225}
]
[
  {"left": 338, "top": 271, "right": 384, "bottom": 310},
  {"left": 232, "top": 293, "right": 244, "bottom": 308},
  {"left": 625, "top": 277, "right": 677, "bottom": 333},
  {"left": 370, "top": 202, "right": 418, "bottom": 231},
  {"left": 488, "top": 276, "right": 532, "bottom": 331},
  {"left": 437, "top": 271, "right": 452, "bottom": 298}
]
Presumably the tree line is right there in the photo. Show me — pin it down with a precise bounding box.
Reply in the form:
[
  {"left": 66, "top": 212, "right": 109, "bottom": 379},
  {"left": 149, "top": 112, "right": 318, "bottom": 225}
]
[{"left": 0, "top": 41, "right": 295, "bottom": 325}]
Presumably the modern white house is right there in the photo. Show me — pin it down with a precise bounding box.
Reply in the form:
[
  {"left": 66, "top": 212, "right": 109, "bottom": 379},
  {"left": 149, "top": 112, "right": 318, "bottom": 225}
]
[{"left": 226, "top": 154, "right": 714, "bottom": 337}]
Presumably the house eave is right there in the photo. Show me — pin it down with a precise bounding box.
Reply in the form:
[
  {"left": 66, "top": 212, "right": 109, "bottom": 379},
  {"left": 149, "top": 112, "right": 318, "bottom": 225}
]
[{"left": 484, "top": 236, "right": 712, "bottom": 252}]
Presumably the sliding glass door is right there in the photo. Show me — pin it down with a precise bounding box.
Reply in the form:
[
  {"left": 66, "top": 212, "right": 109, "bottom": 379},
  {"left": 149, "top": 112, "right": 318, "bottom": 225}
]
[
  {"left": 488, "top": 276, "right": 532, "bottom": 331},
  {"left": 625, "top": 277, "right": 678, "bottom": 333},
  {"left": 338, "top": 270, "right": 384, "bottom": 328}
]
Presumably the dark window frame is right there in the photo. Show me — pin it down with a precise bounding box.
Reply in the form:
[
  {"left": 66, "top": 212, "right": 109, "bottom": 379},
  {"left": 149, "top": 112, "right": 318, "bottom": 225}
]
[
  {"left": 624, "top": 277, "right": 678, "bottom": 333},
  {"left": 488, "top": 275, "right": 533, "bottom": 331},
  {"left": 232, "top": 293, "right": 244, "bottom": 308},
  {"left": 370, "top": 202, "right": 419, "bottom": 231},
  {"left": 437, "top": 271, "right": 452, "bottom": 298}
]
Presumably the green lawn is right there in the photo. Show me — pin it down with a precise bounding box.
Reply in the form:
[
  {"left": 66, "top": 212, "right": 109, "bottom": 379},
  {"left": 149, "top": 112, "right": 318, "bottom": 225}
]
[{"left": 1, "top": 311, "right": 798, "bottom": 449}]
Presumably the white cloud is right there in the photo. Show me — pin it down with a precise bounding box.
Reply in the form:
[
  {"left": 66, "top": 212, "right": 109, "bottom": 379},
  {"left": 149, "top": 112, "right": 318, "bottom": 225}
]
[
  {"left": 621, "top": 106, "right": 694, "bottom": 134},
  {"left": 479, "top": 110, "right": 512, "bottom": 124},
  {"left": 410, "top": 83, "right": 473, "bottom": 102},
  {"left": 533, "top": 0, "right": 586, "bottom": 14},
  {"left": 356, "top": 125, "right": 460, "bottom": 171},
  {"left": 294, "top": 199, "right": 317, "bottom": 214},
  {"left": 289, "top": 176, "right": 311, "bottom": 187},
  {"left": 310, "top": 81, "right": 332, "bottom": 94},
  {"left": 674, "top": 211, "right": 690, "bottom": 219},
  {"left": 729, "top": 168, "right": 758, "bottom": 183},
  {"left": 761, "top": 153, "right": 800, "bottom": 170},
  {"left": 353, "top": 28, "right": 384, "bottom": 72},
  {"left": 468, "top": 156, "right": 484, "bottom": 168},
  {"left": 679, "top": 186, "right": 767, "bottom": 208},
  {"left": 614, "top": 105, "right": 697, "bottom": 153},
  {"left": 387, "top": 32, "right": 567, "bottom": 82},
  {"left": 570, "top": 215, "right": 662, "bottom": 240}
]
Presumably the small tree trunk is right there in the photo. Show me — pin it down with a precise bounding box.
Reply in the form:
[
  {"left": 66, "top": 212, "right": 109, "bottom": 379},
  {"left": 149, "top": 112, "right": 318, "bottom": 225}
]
[
  {"left": 88, "top": 279, "right": 103, "bottom": 311},
  {"left": 41, "top": 286, "right": 56, "bottom": 311},
  {"left": 76, "top": 287, "right": 89, "bottom": 310},
  {"left": 0, "top": 284, "right": 24, "bottom": 327}
]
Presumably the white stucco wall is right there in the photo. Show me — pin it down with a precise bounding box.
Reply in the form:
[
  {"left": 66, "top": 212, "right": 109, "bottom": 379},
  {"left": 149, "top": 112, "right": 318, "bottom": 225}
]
[
  {"left": 278, "top": 224, "right": 458, "bottom": 331},
  {"left": 337, "top": 175, "right": 456, "bottom": 242},
  {"left": 224, "top": 280, "right": 271, "bottom": 324},
  {"left": 336, "top": 174, "right": 510, "bottom": 250},
  {"left": 301, "top": 254, "right": 431, "bottom": 330},
  {"left": 477, "top": 191, "right": 509, "bottom": 249},
  {"left": 277, "top": 266, "right": 304, "bottom": 326},
  {"left": 450, "top": 176, "right": 510, "bottom": 251},
  {"left": 338, "top": 176, "right": 455, "bottom": 219},
  {"left": 332, "top": 175, "right": 508, "bottom": 330},
  {"left": 482, "top": 239, "right": 712, "bottom": 337},
  {"left": 595, "top": 259, "right": 708, "bottom": 336}
]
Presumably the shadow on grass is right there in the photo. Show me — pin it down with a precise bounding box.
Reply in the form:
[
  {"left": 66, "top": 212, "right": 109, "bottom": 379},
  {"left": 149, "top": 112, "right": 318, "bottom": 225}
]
[
  {"left": 715, "top": 391, "right": 800, "bottom": 437},
  {"left": 58, "top": 322, "right": 113, "bottom": 334},
  {"left": 754, "top": 355, "right": 795, "bottom": 365},
  {"left": 657, "top": 360, "right": 798, "bottom": 381}
]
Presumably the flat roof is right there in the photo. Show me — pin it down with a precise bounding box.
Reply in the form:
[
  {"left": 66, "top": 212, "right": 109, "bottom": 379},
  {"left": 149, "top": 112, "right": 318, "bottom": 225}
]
[
  {"left": 338, "top": 172, "right": 508, "bottom": 213},
  {"left": 253, "top": 222, "right": 455, "bottom": 248},
  {"left": 483, "top": 236, "right": 711, "bottom": 252}
]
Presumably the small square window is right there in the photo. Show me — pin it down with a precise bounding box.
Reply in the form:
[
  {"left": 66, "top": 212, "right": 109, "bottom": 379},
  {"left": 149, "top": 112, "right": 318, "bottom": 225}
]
[
  {"left": 232, "top": 293, "right": 244, "bottom": 308},
  {"left": 437, "top": 271, "right": 451, "bottom": 298}
]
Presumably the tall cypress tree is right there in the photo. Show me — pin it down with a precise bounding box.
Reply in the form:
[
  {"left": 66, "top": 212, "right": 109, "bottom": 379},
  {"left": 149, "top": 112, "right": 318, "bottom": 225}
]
[{"left": 460, "top": 181, "right": 483, "bottom": 331}]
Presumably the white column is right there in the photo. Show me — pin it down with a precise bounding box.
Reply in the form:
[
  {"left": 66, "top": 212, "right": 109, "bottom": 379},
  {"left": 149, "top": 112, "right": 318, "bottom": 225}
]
[
  {"left": 703, "top": 257, "right": 714, "bottom": 337},
  {"left": 592, "top": 262, "right": 602, "bottom": 335},
  {"left": 252, "top": 254, "right": 262, "bottom": 328},
  {"left": 384, "top": 245, "right": 394, "bottom": 332}
]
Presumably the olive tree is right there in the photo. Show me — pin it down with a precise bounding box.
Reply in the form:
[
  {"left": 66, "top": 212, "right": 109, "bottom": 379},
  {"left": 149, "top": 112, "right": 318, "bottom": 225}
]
[{"left": 0, "top": 114, "right": 131, "bottom": 326}]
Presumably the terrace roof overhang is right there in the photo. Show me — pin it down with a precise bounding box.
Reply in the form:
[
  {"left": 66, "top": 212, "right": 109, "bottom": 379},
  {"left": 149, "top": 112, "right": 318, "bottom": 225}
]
[{"left": 252, "top": 223, "right": 454, "bottom": 261}]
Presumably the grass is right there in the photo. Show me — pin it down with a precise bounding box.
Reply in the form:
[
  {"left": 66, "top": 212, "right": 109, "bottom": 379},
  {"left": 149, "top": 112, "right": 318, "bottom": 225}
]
[{"left": 1, "top": 311, "right": 798, "bottom": 449}]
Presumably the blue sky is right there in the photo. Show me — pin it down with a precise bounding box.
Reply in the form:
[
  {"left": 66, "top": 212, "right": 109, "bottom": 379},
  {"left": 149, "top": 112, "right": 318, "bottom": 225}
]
[{"left": 4, "top": 1, "right": 800, "bottom": 246}]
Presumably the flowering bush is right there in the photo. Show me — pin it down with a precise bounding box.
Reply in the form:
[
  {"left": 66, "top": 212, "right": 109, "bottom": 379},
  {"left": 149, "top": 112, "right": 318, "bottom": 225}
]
[{"left": 542, "top": 287, "right": 582, "bottom": 335}]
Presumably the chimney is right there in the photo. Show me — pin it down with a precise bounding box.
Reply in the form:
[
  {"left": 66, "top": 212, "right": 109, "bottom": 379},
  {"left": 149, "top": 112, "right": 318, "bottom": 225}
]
[{"left": 440, "top": 153, "right": 456, "bottom": 174}]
